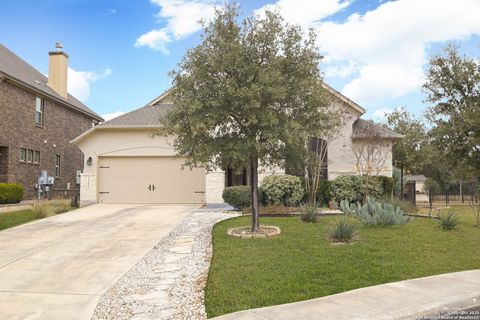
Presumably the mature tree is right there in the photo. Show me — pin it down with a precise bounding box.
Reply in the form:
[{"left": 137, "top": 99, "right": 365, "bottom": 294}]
[
  {"left": 423, "top": 44, "right": 480, "bottom": 178},
  {"left": 384, "top": 107, "right": 428, "bottom": 194},
  {"left": 160, "top": 5, "right": 335, "bottom": 231}
]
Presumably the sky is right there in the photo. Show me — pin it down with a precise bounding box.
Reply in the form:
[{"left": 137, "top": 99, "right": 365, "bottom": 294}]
[{"left": 1, "top": 0, "right": 479, "bottom": 121}]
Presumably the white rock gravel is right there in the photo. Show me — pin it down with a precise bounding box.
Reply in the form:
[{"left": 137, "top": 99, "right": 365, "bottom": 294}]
[{"left": 91, "top": 210, "right": 239, "bottom": 320}]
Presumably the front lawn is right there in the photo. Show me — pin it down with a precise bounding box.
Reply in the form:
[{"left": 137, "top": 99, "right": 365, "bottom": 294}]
[
  {"left": 205, "top": 206, "right": 480, "bottom": 318},
  {"left": 0, "top": 202, "right": 73, "bottom": 231},
  {"left": 0, "top": 209, "right": 39, "bottom": 231}
]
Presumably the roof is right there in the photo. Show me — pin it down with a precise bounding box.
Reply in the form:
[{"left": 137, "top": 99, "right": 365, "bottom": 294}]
[
  {"left": 404, "top": 175, "right": 427, "bottom": 182},
  {"left": 352, "top": 119, "right": 404, "bottom": 140},
  {"left": 146, "top": 83, "right": 367, "bottom": 114},
  {"left": 99, "top": 103, "right": 173, "bottom": 126},
  {"left": 0, "top": 44, "right": 102, "bottom": 121}
]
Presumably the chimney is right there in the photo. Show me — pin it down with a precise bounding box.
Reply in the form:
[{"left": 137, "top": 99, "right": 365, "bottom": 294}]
[{"left": 48, "top": 42, "right": 69, "bottom": 99}]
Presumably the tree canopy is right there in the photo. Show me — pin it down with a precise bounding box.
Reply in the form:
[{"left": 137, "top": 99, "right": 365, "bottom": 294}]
[{"left": 160, "top": 4, "right": 337, "bottom": 230}]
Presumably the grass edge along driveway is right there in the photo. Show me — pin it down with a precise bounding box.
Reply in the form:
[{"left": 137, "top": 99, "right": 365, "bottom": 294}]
[{"left": 204, "top": 207, "right": 480, "bottom": 318}]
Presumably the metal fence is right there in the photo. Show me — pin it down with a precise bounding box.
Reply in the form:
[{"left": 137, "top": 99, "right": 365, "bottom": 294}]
[{"left": 405, "top": 180, "right": 479, "bottom": 207}]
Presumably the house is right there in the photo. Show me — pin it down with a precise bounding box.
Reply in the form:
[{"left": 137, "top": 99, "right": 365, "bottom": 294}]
[
  {"left": 72, "top": 85, "right": 402, "bottom": 206},
  {"left": 0, "top": 43, "right": 103, "bottom": 199}
]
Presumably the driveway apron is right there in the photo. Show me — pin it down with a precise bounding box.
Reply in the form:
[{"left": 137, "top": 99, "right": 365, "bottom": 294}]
[{"left": 0, "top": 204, "right": 196, "bottom": 320}]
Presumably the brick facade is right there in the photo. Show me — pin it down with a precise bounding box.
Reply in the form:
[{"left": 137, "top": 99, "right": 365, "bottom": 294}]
[{"left": 0, "top": 80, "right": 97, "bottom": 199}]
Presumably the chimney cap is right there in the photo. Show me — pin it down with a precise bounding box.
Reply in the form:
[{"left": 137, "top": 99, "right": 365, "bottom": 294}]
[{"left": 55, "top": 42, "right": 63, "bottom": 51}]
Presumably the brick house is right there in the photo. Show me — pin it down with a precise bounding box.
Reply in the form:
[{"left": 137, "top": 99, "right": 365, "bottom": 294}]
[{"left": 0, "top": 43, "right": 103, "bottom": 199}]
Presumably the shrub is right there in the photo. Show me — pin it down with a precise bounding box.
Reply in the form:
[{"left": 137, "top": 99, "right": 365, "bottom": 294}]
[
  {"left": 438, "top": 212, "right": 460, "bottom": 231},
  {"left": 261, "top": 175, "right": 304, "bottom": 206},
  {"left": 340, "top": 197, "right": 410, "bottom": 226},
  {"left": 222, "top": 186, "right": 252, "bottom": 210},
  {"left": 32, "top": 203, "right": 54, "bottom": 219},
  {"left": 300, "top": 204, "right": 319, "bottom": 223},
  {"left": 316, "top": 180, "right": 332, "bottom": 206},
  {"left": 330, "top": 175, "right": 363, "bottom": 203},
  {"left": 329, "top": 217, "right": 358, "bottom": 242},
  {"left": 375, "top": 176, "right": 395, "bottom": 199},
  {"left": 380, "top": 196, "right": 416, "bottom": 214},
  {"left": 0, "top": 183, "right": 24, "bottom": 204},
  {"left": 52, "top": 202, "right": 72, "bottom": 214}
]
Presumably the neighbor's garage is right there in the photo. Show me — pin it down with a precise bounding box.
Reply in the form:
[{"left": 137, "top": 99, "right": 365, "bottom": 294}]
[{"left": 97, "top": 156, "right": 206, "bottom": 204}]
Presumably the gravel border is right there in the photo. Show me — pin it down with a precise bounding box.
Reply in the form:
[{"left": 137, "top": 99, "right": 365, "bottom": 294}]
[{"left": 92, "top": 210, "right": 239, "bottom": 320}]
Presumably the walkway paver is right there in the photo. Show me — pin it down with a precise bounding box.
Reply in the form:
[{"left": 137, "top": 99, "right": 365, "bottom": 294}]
[
  {"left": 0, "top": 203, "right": 196, "bottom": 320},
  {"left": 212, "top": 270, "right": 480, "bottom": 320}
]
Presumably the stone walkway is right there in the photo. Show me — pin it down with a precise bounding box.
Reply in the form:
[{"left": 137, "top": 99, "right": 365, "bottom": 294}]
[{"left": 92, "top": 210, "right": 239, "bottom": 320}]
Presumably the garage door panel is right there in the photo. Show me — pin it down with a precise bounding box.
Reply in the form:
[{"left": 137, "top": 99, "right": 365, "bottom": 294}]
[{"left": 98, "top": 157, "right": 205, "bottom": 204}]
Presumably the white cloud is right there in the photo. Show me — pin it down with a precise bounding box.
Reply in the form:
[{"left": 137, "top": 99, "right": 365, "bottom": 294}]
[
  {"left": 314, "top": 0, "right": 480, "bottom": 105},
  {"left": 135, "top": 0, "right": 220, "bottom": 53},
  {"left": 68, "top": 67, "right": 112, "bottom": 102},
  {"left": 258, "top": 0, "right": 480, "bottom": 106},
  {"left": 254, "top": 0, "right": 350, "bottom": 29},
  {"left": 372, "top": 107, "right": 393, "bottom": 120},
  {"left": 101, "top": 111, "right": 125, "bottom": 121}
]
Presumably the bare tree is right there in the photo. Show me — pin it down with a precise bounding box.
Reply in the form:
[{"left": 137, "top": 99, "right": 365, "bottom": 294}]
[{"left": 351, "top": 121, "right": 391, "bottom": 199}]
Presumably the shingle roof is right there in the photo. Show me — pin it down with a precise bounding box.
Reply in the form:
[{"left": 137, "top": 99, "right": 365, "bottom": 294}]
[
  {"left": 352, "top": 118, "right": 404, "bottom": 140},
  {"left": 0, "top": 44, "right": 102, "bottom": 121},
  {"left": 99, "top": 103, "right": 173, "bottom": 126}
]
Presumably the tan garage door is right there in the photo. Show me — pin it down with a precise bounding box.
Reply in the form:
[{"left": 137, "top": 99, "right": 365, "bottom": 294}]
[{"left": 98, "top": 156, "right": 205, "bottom": 204}]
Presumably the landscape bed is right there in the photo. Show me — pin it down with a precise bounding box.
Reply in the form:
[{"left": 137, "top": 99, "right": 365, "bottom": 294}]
[{"left": 204, "top": 206, "right": 480, "bottom": 318}]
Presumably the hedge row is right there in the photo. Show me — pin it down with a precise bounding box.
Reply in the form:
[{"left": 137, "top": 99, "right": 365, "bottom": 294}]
[
  {"left": 0, "top": 183, "right": 24, "bottom": 204},
  {"left": 222, "top": 174, "right": 395, "bottom": 209}
]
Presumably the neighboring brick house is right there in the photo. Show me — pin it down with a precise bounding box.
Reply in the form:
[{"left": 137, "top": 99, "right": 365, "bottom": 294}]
[{"left": 0, "top": 43, "right": 103, "bottom": 199}]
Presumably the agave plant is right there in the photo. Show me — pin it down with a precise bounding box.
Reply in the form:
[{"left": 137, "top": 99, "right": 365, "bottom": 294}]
[{"left": 340, "top": 197, "right": 410, "bottom": 226}]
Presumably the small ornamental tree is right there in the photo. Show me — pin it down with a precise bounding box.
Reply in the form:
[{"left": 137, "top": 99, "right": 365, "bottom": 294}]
[{"left": 160, "top": 5, "right": 335, "bottom": 231}]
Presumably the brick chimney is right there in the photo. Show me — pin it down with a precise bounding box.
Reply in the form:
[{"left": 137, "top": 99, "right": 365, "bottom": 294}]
[{"left": 48, "top": 42, "right": 68, "bottom": 99}]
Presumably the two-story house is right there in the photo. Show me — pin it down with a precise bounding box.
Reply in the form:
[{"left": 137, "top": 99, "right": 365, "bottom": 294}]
[{"left": 0, "top": 43, "right": 103, "bottom": 199}]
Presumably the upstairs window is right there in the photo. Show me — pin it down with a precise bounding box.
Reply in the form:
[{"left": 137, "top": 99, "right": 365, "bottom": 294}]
[
  {"left": 35, "top": 97, "right": 44, "bottom": 126},
  {"left": 19, "top": 148, "right": 26, "bottom": 162},
  {"left": 55, "top": 155, "right": 61, "bottom": 177},
  {"left": 33, "top": 151, "right": 40, "bottom": 164}
]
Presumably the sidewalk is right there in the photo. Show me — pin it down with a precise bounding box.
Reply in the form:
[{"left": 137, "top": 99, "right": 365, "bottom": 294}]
[{"left": 212, "top": 270, "right": 480, "bottom": 320}]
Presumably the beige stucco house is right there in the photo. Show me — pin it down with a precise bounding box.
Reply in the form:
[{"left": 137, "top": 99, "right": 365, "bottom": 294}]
[{"left": 71, "top": 84, "right": 402, "bottom": 206}]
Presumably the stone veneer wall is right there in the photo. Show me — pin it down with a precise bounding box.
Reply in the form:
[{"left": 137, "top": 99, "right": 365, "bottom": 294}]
[{"left": 79, "top": 173, "right": 96, "bottom": 206}]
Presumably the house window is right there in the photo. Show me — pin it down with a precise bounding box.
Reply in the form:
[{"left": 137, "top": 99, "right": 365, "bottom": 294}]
[
  {"left": 35, "top": 97, "right": 44, "bottom": 126},
  {"left": 55, "top": 155, "right": 61, "bottom": 177},
  {"left": 27, "top": 149, "right": 33, "bottom": 163},
  {"left": 33, "top": 151, "right": 40, "bottom": 164},
  {"left": 19, "top": 148, "right": 26, "bottom": 162}
]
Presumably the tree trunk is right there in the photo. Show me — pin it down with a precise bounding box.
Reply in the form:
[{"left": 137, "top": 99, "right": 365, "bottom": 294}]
[
  {"left": 250, "top": 154, "right": 260, "bottom": 232},
  {"left": 400, "top": 162, "right": 404, "bottom": 200}
]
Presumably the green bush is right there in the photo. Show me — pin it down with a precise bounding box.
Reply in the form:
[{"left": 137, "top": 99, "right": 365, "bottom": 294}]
[
  {"left": 330, "top": 175, "right": 394, "bottom": 204},
  {"left": 330, "top": 175, "right": 363, "bottom": 203},
  {"left": 329, "top": 217, "right": 358, "bottom": 242},
  {"left": 0, "top": 183, "right": 24, "bottom": 204},
  {"left": 375, "top": 176, "right": 395, "bottom": 199},
  {"left": 222, "top": 186, "right": 252, "bottom": 210},
  {"left": 299, "top": 204, "right": 319, "bottom": 223},
  {"left": 340, "top": 197, "right": 410, "bottom": 226},
  {"left": 316, "top": 180, "right": 332, "bottom": 206},
  {"left": 438, "top": 212, "right": 460, "bottom": 231},
  {"left": 261, "top": 175, "right": 304, "bottom": 206}
]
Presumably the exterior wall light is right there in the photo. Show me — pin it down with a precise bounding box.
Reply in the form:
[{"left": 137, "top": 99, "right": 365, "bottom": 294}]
[{"left": 87, "top": 157, "right": 92, "bottom": 166}]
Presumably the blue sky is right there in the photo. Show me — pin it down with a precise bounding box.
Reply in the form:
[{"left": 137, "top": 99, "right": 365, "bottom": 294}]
[{"left": 1, "top": 0, "right": 479, "bottom": 121}]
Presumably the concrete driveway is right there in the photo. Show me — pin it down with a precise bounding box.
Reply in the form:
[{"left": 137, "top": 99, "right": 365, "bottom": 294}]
[{"left": 0, "top": 204, "right": 197, "bottom": 320}]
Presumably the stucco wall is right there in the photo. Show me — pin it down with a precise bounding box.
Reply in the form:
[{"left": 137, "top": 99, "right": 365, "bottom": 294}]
[
  {"left": 76, "top": 128, "right": 178, "bottom": 205},
  {"left": 327, "top": 98, "right": 363, "bottom": 180}
]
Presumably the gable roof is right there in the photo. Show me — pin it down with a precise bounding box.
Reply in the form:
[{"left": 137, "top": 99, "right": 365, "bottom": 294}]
[
  {"left": 352, "top": 118, "right": 404, "bottom": 140},
  {"left": 146, "top": 83, "right": 367, "bottom": 114},
  {"left": 0, "top": 44, "right": 103, "bottom": 121},
  {"left": 99, "top": 103, "right": 173, "bottom": 126}
]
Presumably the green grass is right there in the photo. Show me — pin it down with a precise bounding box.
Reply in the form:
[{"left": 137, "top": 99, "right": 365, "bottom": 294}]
[
  {"left": 205, "top": 207, "right": 480, "bottom": 318},
  {"left": 0, "top": 209, "right": 39, "bottom": 231},
  {"left": 0, "top": 202, "right": 73, "bottom": 231}
]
